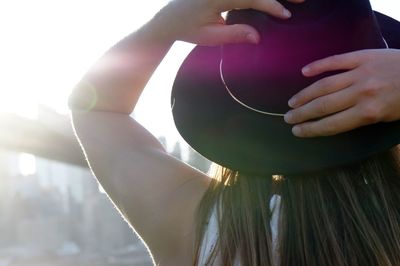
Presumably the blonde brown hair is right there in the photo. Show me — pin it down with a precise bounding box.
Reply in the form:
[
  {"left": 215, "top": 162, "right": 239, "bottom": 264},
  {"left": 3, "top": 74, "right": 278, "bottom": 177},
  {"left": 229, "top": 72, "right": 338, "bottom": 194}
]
[{"left": 193, "top": 147, "right": 400, "bottom": 265}]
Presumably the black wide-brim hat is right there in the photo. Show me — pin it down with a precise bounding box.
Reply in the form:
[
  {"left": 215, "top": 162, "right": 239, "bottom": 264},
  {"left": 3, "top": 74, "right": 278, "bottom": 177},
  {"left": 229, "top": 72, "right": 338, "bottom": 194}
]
[{"left": 171, "top": 0, "right": 400, "bottom": 175}]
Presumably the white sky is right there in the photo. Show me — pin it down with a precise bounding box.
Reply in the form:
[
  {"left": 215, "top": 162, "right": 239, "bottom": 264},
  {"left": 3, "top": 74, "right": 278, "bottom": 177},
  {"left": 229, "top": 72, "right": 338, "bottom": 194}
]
[{"left": 0, "top": 0, "right": 399, "bottom": 147}]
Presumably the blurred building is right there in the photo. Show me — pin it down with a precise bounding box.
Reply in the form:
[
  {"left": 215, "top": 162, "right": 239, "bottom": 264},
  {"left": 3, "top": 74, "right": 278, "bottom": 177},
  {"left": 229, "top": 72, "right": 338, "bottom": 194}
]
[
  {"left": 0, "top": 149, "right": 153, "bottom": 265},
  {"left": 187, "top": 148, "right": 212, "bottom": 174},
  {"left": 0, "top": 107, "right": 212, "bottom": 265},
  {"left": 0, "top": 107, "right": 153, "bottom": 265}
]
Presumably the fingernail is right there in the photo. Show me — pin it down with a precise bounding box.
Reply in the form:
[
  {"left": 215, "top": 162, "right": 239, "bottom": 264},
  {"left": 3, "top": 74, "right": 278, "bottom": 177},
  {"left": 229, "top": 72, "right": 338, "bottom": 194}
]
[
  {"left": 283, "top": 9, "right": 291, "bottom": 18},
  {"left": 302, "top": 66, "right": 310, "bottom": 75},
  {"left": 292, "top": 126, "right": 301, "bottom": 136},
  {"left": 246, "top": 33, "right": 259, "bottom": 44},
  {"left": 288, "top": 98, "right": 297, "bottom": 108},
  {"left": 284, "top": 111, "right": 293, "bottom": 123}
]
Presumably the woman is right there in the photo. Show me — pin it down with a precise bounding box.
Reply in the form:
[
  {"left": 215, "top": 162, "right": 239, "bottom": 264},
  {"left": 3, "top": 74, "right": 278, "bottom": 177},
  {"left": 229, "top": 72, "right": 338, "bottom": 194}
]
[{"left": 69, "top": 0, "right": 400, "bottom": 265}]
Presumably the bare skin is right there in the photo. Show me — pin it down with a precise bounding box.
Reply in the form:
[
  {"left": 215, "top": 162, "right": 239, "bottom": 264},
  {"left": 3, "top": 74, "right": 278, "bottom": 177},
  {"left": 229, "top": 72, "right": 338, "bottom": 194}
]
[
  {"left": 68, "top": 0, "right": 303, "bottom": 265},
  {"left": 284, "top": 49, "right": 400, "bottom": 137}
]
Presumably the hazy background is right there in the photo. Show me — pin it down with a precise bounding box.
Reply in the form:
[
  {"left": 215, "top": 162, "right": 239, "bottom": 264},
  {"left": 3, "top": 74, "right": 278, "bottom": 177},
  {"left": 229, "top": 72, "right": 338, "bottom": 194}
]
[{"left": 0, "top": 1, "right": 398, "bottom": 265}]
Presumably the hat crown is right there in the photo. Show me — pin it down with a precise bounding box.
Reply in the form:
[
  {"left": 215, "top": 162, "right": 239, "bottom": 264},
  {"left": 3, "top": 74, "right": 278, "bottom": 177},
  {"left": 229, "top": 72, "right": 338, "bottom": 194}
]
[
  {"left": 171, "top": 1, "right": 400, "bottom": 175},
  {"left": 221, "top": 0, "right": 385, "bottom": 114},
  {"left": 276, "top": 0, "right": 337, "bottom": 24}
]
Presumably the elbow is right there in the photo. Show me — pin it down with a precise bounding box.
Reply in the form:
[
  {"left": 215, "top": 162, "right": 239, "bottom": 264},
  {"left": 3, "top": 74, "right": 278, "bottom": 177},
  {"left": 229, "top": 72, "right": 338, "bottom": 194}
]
[{"left": 68, "top": 81, "right": 98, "bottom": 112}]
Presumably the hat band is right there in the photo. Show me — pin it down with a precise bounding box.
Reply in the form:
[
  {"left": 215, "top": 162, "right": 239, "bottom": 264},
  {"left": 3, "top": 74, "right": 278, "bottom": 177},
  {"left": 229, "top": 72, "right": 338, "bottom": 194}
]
[
  {"left": 219, "top": 59, "right": 285, "bottom": 117},
  {"left": 220, "top": 38, "right": 388, "bottom": 117},
  {"left": 383, "top": 37, "right": 389, "bottom": 48}
]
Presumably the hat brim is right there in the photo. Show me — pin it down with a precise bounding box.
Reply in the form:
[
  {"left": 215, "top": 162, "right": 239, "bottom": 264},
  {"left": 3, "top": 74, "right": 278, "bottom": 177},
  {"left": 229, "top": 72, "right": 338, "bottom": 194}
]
[{"left": 171, "top": 11, "right": 400, "bottom": 175}]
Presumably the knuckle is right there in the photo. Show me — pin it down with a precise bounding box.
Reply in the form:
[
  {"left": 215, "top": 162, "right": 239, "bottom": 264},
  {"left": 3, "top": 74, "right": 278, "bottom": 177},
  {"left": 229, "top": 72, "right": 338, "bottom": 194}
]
[
  {"left": 361, "top": 104, "right": 382, "bottom": 123},
  {"left": 361, "top": 50, "right": 375, "bottom": 61},
  {"left": 360, "top": 64, "right": 375, "bottom": 76},
  {"left": 316, "top": 100, "right": 329, "bottom": 115},
  {"left": 361, "top": 78, "right": 382, "bottom": 97},
  {"left": 294, "top": 110, "right": 306, "bottom": 122}
]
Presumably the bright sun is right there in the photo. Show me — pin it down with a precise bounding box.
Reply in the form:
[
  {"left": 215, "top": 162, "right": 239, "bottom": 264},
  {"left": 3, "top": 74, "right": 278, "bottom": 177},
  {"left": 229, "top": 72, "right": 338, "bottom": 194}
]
[{"left": 0, "top": 0, "right": 169, "bottom": 117}]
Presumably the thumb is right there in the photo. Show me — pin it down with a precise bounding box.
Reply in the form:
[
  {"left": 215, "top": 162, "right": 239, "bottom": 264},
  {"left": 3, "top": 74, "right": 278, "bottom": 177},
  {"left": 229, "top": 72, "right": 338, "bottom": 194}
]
[{"left": 194, "top": 24, "right": 260, "bottom": 46}]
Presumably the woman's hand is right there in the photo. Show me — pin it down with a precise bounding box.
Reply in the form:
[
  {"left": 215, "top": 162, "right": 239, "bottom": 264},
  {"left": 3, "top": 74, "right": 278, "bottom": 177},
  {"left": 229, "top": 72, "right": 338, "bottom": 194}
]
[
  {"left": 159, "top": 0, "right": 304, "bottom": 46},
  {"left": 284, "top": 49, "right": 400, "bottom": 137}
]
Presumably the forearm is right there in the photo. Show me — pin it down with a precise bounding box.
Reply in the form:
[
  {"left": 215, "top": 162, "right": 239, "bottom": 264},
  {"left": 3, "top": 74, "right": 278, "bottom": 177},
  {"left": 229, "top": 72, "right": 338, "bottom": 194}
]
[
  {"left": 68, "top": 0, "right": 298, "bottom": 115},
  {"left": 68, "top": 7, "right": 175, "bottom": 114}
]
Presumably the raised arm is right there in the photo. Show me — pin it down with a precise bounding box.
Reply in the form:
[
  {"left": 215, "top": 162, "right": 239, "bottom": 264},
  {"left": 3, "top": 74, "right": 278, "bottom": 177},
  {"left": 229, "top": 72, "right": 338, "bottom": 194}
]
[{"left": 69, "top": 0, "right": 302, "bottom": 264}]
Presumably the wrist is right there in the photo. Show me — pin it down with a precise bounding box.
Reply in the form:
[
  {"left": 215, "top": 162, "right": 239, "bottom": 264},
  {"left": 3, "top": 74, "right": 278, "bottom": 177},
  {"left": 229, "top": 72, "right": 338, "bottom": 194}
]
[{"left": 143, "top": 3, "right": 181, "bottom": 45}]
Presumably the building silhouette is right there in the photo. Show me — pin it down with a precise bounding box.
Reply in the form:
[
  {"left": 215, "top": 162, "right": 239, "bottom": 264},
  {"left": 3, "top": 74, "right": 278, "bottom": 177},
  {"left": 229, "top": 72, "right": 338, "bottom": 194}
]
[{"left": 0, "top": 107, "right": 213, "bottom": 265}]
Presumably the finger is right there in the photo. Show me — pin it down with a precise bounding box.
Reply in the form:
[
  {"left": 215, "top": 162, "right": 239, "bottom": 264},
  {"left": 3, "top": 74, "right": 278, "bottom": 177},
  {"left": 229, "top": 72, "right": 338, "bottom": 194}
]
[
  {"left": 252, "top": 0, "right": 293, "bottom": 18},
  {"left": 192, "top": 24, "right": 260, "bottom": 45},
  {"left": 220, "top": 0, "right": 292, "bottom": 19},
  {"left": 291, "top": 106, "right": 367, "bottom": 137},
  {"left": 285, "top": 84, "right": 357, "bottom": 124},
  {"left": 302, "top": 51, "right": 364, "bottom": 77},
  {"left": 288, "top": 71, "right": 354, "bottom": 108}
]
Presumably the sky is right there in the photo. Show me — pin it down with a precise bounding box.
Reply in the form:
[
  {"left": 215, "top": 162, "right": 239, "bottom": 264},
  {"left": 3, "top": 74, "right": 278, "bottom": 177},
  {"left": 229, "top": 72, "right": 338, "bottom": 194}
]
[{"left": 0, "top": 0, "right": 399, "bottom": 149}]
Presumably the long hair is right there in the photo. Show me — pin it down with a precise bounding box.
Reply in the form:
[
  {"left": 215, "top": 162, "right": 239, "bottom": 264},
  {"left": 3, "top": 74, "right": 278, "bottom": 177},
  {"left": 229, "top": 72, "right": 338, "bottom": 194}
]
[{"left": 193, "top": 146, "right": 400, "bottom": 266}]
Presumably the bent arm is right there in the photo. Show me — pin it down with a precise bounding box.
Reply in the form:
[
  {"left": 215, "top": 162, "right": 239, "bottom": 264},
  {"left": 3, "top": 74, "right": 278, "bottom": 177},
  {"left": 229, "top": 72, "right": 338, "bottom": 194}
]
[
  {"left": 68, "top": 0, "right": 302, "bottom": 263},
  {"left": 69, "top": 6, "right": 210, "bottom": 264}
]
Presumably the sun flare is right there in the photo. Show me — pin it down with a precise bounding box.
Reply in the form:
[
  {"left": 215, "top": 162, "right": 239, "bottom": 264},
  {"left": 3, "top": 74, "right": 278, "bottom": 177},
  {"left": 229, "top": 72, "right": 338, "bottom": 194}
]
[{"left": 0, "top": 0, "right": 398, "bottom": 138}]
